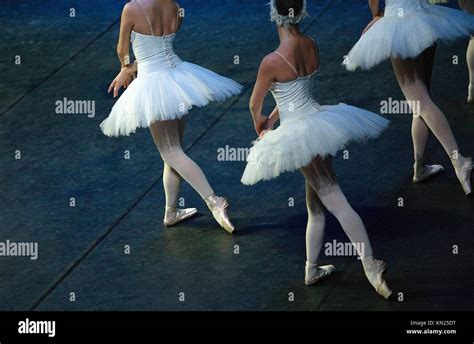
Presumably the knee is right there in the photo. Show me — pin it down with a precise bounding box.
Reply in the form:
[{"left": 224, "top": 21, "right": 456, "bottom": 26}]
[
  {"left": 159, "top": 147, "right": 184, "bottom": 167},
  {"left": 307, "top": 206, "right": 325, "bottom": 220},
  {"left": 320, "top": 192, "right": 351, "bottom": 217}
]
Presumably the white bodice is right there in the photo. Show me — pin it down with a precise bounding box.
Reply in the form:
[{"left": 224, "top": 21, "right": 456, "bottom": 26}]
[
  {"left": 131, "top": 31, "right": 182, "bottom": 75},
  {"left": 270, "top": 72, "right": 321, "bottom": 122}
]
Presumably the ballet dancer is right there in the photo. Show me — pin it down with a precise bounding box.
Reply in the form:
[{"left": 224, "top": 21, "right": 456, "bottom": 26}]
[
  {"left": 458, "top": 0, "right": 474, "bottom": 103},
  {"left": 345, "top": 0, "right": 474, "bottom": 195},
  {"left": 241, "top": 0, "right": 392, "bottom": 299},
  {"left": 100, "top": 0, "right": 243, "bottom": 233}
]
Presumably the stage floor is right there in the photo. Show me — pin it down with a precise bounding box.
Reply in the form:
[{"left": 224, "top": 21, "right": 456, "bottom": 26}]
[{"left": 0, "top": 0, "right": 473, "bottom": 311}]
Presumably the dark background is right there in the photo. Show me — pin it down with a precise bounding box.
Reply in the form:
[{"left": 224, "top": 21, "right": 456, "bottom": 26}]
[{"left": 0, "top": 0, "right": 473, "bottom": 311}]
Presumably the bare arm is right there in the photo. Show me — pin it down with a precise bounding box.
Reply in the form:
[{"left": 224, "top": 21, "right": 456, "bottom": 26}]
[
  {"left": 362, "top": 0, "right": 384, "bottom": 35},
  {"left": 117, "top": 3, "right": 135, "bottom": 68},
  {"left": 369, "top": 0, "right": 381, "bottom": 18},
  {"left": 249, "top": 55, "right": 277, "bottom": 135},
  {"left": 108, "top": 3, "right": 137, "bottom": 98}
]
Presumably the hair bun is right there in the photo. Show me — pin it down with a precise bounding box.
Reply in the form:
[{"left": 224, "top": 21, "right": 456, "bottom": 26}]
[{"left": 269, "top": 0, "right": 308, "bottom": 27}]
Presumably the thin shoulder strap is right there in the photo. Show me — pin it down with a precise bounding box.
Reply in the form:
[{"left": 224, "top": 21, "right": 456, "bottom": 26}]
[
  {"left": 133, "top": 0, "right": 155, "bottom": 36},
  {"left": 174, "top": 1, "right": 181, "bottom": 32},
  {"left": 310, "top": 37, "right": 320, "bottom": 71},
  {"left": 273, "top": 51, "right": 299, "bottom": 78}
]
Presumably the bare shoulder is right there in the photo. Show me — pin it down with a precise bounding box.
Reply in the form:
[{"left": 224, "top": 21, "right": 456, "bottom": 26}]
[
  {"left": 259, "top": 52, "right": 282, "bottom": 74},
  {"left": 122, "top": 2, "right": 139, "bottom": 18}
]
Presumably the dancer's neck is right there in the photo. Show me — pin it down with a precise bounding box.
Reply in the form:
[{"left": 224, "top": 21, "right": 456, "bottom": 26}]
[{"left": 277, "top": 24, "right": 300, "bottom": 42}]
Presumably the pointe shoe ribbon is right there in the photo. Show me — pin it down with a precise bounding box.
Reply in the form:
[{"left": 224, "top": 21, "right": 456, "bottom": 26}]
[{"left": 164, "top": 207, "right": 198, "bottom": 227}]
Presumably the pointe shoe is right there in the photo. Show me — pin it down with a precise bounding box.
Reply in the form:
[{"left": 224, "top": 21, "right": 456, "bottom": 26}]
[
  {"left": 163, "top": 207, "right": 198, "bottom": 227},
  {"left": 205, "top": 195, "right": 235, "bottom": 234},
  {"left": 362, "top": 258, "right": 393, "bottom": 300},
  {"left": 305, "top": 263, "right": 336, "bottom": 286},
  {"left": 468, "top": 84, "right": 474, "bottom": 104},
  {"left": 454, "top": 157, "right": 473, "bottom": 196},
  {"left": 413, "top": 162, "right": 444, "bottom": 183}
]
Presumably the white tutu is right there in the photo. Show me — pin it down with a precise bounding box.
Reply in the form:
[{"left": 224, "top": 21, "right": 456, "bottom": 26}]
[
  {"left": 100, "top": 61, "right": 243, "bottom": 137},
  {"left": 100, "top": 31, "right": 242, "bottom": 137},
  {"left": 241, "top": 103, "right": 390, "bottom": 185},
  {"left": 345, "top": 0, "right": 474, "bottom": 71}
]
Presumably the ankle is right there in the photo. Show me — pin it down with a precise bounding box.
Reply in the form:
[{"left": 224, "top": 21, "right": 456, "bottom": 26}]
[
  {"left": 204, "top": 194, "right": 218, "bottom": 206},
  {"left": 451, "top": 154, "right": 467, "bottom": 168}
]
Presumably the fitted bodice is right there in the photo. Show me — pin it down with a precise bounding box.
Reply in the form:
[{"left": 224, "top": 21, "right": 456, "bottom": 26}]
[
  {"left": 131, "top": 31, "right": 182, "bottom": 75},
  {"left": 385, "top": 0, "right": 429, "bottom": 16},
  {"left": 270, "top": 72, "right": 320, "bottom": 122}
]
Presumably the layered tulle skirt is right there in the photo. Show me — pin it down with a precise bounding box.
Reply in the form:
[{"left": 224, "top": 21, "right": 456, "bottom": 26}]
[
  {"left": 345, "top": 3, "right": 474, "bottom": 71},
  {"left": 241, "top": 104, "right": 390, "bottom": 185},
  {"left": 100, "top": 62, "right": 243, "bottom": 137}
]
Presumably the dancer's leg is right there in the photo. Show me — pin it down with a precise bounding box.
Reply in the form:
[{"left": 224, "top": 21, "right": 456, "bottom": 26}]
[
  {"left": 392, "top": 49, "right": 461, "bottom": 159},
  {"left": 467, "top": 37, "right": 474, "bottom": 102},
  {"left": 458, "top": 1, "right": 474, "bottom": 102},
  {"left": 301, "top": 161, "right": 334, "bottom": 285},
  {"left": 150, "top": 119, "right": 235, "bottom": 232},
  {"left": 300, "top": 156, "right": 374, "bottom": 260},
  {"left": 304, "top": 179, "right": 326, "bottom": 266},
  {"left": 300, "top": 156, "right": 391, "bottom": 298},
  {"left": 162, "top": 119, "right": 185, "bottom": 208},
  {"left": 392, "top": 51, "right": 472, "bottom": 193},
  {"left": 150, "top": 119, "right": 214, "bottom": 200}
]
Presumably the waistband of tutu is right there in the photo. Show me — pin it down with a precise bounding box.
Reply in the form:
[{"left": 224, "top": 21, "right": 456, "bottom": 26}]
[{"left": 137, "top": 57, "right": 183, "bottom": 75}]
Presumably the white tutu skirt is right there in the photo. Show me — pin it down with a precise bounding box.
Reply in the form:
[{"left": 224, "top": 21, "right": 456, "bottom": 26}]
[
  {"left": 241, "top": 104, "right": 390, "bottom": 185},
  {"left": 345, "top": 4, "right": 474, "bottom": 71},
  {"left": 100, "top": 62, "right": 243, "bottom": 137}
]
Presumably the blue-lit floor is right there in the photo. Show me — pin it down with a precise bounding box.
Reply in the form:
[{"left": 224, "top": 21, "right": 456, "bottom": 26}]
[{"left": 0, "top": 0, "right": 473, "bottom": 311}]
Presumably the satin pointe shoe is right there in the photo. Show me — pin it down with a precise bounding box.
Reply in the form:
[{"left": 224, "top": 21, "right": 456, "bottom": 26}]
[
  {"left": 205, "top": 195, "right": 235, "bottom": 234},
  {"left": 305, "top": 262, "right": 336, "bottom": 286},
  {"left": 163, "top": 207, "right": 198, "bottom": 227},
  {"left": 362, "top": 258, "right": 393, "bottom": 300},
  {"left": 413, "top": 161, "right": 444, "bottom": 183},
  {"left": 454, "top": 156, "right": 473, "bottom": 195}
]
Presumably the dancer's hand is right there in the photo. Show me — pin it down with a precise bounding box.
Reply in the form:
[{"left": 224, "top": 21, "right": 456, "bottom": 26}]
[
  {"left": 108, "top": 66, "right": 136, "bottom": 98},
  {"left": 258, "top": 116, "right": 276, "bottom": 139},
  {"left": 253, "top": 114, "right": 268, "bottom": 135},
  {"left": 361, "top": 15, "right": 382, "bottom": 36},
  {"left": 259, "top": 129, "right": 272, "bottom": 139}
]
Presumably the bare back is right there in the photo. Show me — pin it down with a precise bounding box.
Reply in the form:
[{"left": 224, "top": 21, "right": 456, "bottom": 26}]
[
  {"left": 131, "top": 0, "right": 183, "bottom": 36},
  {"left": 273, "top": 35, "right": 320, "bottom": 83}
]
